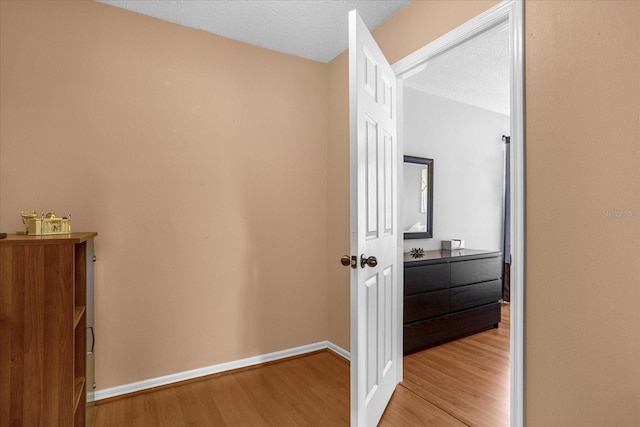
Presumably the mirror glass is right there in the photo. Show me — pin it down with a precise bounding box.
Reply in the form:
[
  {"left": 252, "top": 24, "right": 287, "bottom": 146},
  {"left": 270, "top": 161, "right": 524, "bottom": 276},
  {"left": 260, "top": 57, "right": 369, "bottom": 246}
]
[{"left": 403, "top": 155, "right": 433, "bottom": 239}]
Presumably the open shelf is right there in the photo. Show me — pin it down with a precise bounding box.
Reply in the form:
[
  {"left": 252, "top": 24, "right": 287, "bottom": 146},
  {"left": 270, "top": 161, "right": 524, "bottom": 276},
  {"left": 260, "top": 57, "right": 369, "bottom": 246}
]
[
  {"left": 73, "top": 376, "right": 86, "bottom": 413},
  {"left": 74, "top": 306, "right": 86, "bottom": 329}
]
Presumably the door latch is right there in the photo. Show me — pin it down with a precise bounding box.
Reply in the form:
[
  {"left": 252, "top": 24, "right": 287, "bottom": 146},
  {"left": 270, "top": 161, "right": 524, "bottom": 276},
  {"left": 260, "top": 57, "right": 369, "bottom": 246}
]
[{"left": 340, "top": 255, "right": 358, "bottom": 269}]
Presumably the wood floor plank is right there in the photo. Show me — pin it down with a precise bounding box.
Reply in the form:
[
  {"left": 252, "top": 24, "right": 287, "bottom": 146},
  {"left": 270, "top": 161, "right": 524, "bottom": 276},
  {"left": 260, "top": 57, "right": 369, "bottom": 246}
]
[
  {"left": 141, "top": 391, "right": 164, "bottom": 427},
  {"left": 122, "top": 393, "right": 146, "bottom": 427},
  {"left": 208, "top": 373, "right": 271, "bottom": 425},
  {"left": 380, "top": 386, "right": 465, "bottom": 427},
  {"left": 95, "top": 397, "right": 125, "bottom": 427},
  {"left": 94, "top": 304, "right": 509, "bottom": 426},
  {"left": 233, "top": 368, "right": 309, "bottom": 426},
  {"left": 263, "top": 352, "right": 349, "bottom": 425},
  {"left": 173, "top": 379, "right": 227, "bottom": 426},
  {"left": 155, "top": 388, "right": 187, "bottom": 426}
]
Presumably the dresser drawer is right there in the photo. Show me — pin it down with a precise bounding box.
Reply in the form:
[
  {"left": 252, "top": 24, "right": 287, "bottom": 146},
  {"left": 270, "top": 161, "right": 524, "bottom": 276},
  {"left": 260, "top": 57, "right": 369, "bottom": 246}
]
[
  {"left": 403, "top": 303, "right": 501, "bottom": 354},
  {"left": 404, "top": 263, "right": 449, "bottom": 295},
  {"left": 404, "top": 289, "right": 449, "bottom": 324},
  {"left": 450, "top": 279, "right": 502, "bottom": 312},
  {"left": 450, "top": 256, "right": 501, "bottom": 287}
]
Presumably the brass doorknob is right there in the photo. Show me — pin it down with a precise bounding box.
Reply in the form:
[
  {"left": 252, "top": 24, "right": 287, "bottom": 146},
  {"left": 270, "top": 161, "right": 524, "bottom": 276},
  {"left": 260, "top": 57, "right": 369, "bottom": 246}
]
[
  {"left": 341, "top": 255, "right": 352, "bottom": 266},
  {"left": 360, "top": 255, "right": 378, "bottom": 268}
]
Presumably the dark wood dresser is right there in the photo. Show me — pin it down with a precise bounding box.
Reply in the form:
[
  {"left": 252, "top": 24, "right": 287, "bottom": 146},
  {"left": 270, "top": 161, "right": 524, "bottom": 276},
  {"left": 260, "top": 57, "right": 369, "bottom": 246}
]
[{"left": 403, "top": 249, "right": 502, "bottom": 354}]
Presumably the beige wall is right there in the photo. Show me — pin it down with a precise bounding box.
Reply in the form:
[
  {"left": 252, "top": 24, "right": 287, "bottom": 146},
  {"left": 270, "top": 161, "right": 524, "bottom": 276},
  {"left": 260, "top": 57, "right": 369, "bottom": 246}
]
[
  {"left": 525, "top": 1, "right": 640, "bottom": 425},
  {"left": 0, "top": 1, "right": 328, "bottom": 390}
]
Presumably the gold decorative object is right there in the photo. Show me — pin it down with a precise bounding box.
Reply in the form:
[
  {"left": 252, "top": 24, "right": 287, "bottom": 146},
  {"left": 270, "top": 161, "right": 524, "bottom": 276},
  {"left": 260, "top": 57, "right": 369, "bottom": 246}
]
[{"left": 21, "top": 211, "right": 71, "bottom": 235}]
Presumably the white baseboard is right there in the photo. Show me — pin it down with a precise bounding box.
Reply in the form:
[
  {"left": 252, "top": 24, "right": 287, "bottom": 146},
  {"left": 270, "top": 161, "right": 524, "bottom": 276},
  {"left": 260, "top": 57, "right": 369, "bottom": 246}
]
[
  {"left": 94, "top": 341, "right": 350, "bottom": 401},
  {"left": 327, "top": 341, "right": 350, "bottom": 360}
]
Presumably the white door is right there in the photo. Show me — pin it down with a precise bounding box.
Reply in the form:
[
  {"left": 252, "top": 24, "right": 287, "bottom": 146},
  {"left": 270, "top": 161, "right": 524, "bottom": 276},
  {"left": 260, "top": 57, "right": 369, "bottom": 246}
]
[{"left": 348, "top": 10, "right": 400, "bottom": 427}]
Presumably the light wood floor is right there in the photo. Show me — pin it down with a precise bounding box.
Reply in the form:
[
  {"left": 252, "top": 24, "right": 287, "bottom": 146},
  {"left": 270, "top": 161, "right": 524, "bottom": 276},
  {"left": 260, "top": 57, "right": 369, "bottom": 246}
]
[
  {"left": 396, "top": 303, "right": 510, "bottom": 427},
  {"left": 93, "top": 304, "right": 509, "bottom": 426}
]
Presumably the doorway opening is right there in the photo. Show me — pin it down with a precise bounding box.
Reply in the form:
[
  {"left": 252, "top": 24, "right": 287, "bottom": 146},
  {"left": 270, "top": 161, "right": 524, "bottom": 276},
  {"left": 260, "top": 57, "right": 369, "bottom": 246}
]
[{"left": 392, "top": 1, "right": 524, "bottom": 425}]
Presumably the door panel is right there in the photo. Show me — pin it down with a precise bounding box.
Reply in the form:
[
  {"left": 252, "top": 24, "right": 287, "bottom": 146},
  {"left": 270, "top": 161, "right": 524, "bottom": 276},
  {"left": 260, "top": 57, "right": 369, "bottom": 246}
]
[
  {"left": 349, "top": 9, "right": 400, "bottom": 427},
  {"left": 365, "top": 117, "right": 378, "bottom": 238}
]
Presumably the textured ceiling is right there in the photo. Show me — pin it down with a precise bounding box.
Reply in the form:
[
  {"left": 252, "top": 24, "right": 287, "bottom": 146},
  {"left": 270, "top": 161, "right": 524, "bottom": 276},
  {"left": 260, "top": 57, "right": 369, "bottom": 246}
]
[
  {"left": 95, "top": 0, "right": 410, "bottom": 63},
  {"left": 95, "top": 0, "right": 508, "bottom": 113},
  {"left": 404, "top": 24, "right": 510, "bottom": 115}
]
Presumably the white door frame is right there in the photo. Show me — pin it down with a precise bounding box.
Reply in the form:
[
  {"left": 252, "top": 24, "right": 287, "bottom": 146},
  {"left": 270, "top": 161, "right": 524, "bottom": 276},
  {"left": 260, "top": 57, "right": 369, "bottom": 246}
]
[{"left": 392, "top": 1, "right": 525, "bottom": 425}]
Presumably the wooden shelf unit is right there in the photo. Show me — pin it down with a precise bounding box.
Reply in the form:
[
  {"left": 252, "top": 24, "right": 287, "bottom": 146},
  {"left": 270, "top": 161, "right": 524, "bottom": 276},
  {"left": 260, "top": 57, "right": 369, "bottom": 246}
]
[{"left": 0, "top": 232, "right": 97, "bottom": 427}]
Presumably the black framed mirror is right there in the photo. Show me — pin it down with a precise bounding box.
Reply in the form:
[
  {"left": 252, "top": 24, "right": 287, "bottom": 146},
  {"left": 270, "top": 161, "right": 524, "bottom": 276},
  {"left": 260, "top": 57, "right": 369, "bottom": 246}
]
[{"left": 403, "top": 155, "right": 433, "bottom": 239}]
